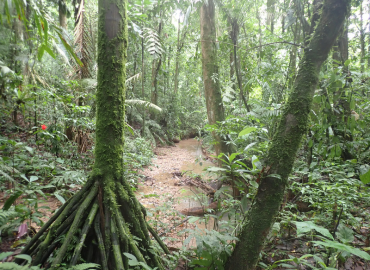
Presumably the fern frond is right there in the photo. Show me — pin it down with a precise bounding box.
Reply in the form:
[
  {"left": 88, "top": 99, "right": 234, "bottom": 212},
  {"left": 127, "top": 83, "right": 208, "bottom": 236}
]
[
  {"left": 143, "top": 27, "right": 164, "bottom": 57},
  {"left": 125, "top": 99, "right": 162, "bottom": 114},
  {"left": 126, "top": 73, "right": 141, "bottom": 85},
  {"left": 0, "top": 163, "right": 19, "bottom": 182}
]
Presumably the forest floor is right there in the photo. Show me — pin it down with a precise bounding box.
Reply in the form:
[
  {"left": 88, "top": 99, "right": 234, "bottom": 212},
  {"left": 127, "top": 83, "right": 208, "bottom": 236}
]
[
  {"left": 136, "top": 139, "right": 219, "bottom": 250},
  {"left": 1, "top": 138, "right": 370, "bottom": 269}
]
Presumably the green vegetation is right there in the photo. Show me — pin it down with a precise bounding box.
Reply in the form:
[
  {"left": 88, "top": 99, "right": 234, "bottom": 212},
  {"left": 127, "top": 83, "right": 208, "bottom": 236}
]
[{"left": 1, "top": 0, "right": 370, "bottom": 269}]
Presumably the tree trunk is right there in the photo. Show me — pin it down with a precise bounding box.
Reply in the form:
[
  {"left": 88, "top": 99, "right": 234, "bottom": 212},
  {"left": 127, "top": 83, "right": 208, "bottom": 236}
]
[
  {"left": 200, "top": 0, "right": 229, "bottom": 157},
  {"left": 225, "top": 0, "right": 350, "bottom": 269},
  {"left": 17, "top": 0, "right": 167, "bottom": 268},
  {"left": 174, "top": 18, "right": 180, "bottom": 95},
  {"left": 266, "top": 0, "right": 275, "bottom": 33},
  {"left": 230, "top": 19, "right": 250, "bottom": 112},
  {"left": 359, "top": 2, "right": 365, "bottom": 73},
  {"left": 58, "top": 0, "right": 67, "bottom": 29}
]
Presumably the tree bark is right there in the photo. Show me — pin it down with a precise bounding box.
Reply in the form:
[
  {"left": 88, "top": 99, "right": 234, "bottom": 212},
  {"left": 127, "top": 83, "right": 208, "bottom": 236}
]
[
  {"left": 359, "top": 2, "right": 365, "bottom": 73},
  {"left": 59, "top": 0, "right": 67, "bottom": 29},
  {"left": 174, "top": 18, "right": 180, "bottom": 95},
  {"left": 225, "top": 0, "right": 351, "bottom": 269},
  {"left": 266, "top": 0, "right": 275, "bottom": 33},
  {"left": 17, "top": 0, "right": 166, "bottom": 268},
  {"left": 200, "top": 0, "right": 229, "bottom": 157}
]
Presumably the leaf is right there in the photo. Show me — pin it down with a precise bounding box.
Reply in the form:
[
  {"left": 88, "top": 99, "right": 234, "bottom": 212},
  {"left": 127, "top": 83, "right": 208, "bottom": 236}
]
[
  {"left": 244, "top": 142, "right": 257, "bottom": 151},
  {"left": 188, "top": 217, "right": 201, "bottom": 223},
  {"left": 71, "top": 263, "right": 101, "bottom": 269},
  {"left": 360, "top": 168, "right": 370, "bottom": 184},
  {"left": 17, "top": 223, "right": 28, "bottom": 239},
  {"left": 126, "top": 124, "right": 134, "bottom": 136},
  {"left": 123, "top": 252, "right": 138, "bottom": 262},
  {"left": 294, "top": 221, "right": 334, "bottom": 240},
  {"left": 37, "top": 45, "right": 45, "bottom": 61},
  {"left": 238, "top": 127, "right": 257, "bottom": 137},
  {"left": 229, "top": 152, "right": 239, "bottom": 163},
  {"left": 14, "top": 254, "right": 32, "bottom": 264},
  {"left": 29, "top": 176, "right": 38, "bottom": 182},
  {"left": 206, "top": 167, "right": 227, "bottom": 172},
  {"left": 312, "top": 240, "right": 370, "bottom": 260},
  {"left": 0, "top": 252, "right": 13, "bottom": 261},
  {"left": 54, "top": 194, "right": 66, "bottom": 204},
  {"left": 43, "top": 43, "right": 56, "bottom": 59},
  {"left": 336, "top": 223, "right": 354, "bottom": 243},
  {"left": 24, "top": 146, "right": 33, "bottom": 154},
  {"left": 3, "top": 191, "right": 23, "bottom": 210}
]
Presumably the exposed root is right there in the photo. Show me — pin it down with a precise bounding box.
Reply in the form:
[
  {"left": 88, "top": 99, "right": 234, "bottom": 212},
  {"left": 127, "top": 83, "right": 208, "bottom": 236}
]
[{"left": 16, "top": 177, "right": 167, "bottom": 270}]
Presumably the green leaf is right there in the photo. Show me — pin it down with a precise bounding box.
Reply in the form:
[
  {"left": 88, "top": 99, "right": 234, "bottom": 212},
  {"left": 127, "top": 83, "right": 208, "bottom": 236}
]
[
  {"left": 229, "top": 152, "right": 239, "bottom": 163},
  {"left": 188, "top": 217, "right": 201, "bottom": 223},
  {"left": 57, "top": 32, "right": 83, "bottom": 67},
  {"left": 54, "top": 194, "right": 65, "bottom": 204},
  {"left": 336, "top": 223, "right": 354, "bottom": 243},
  {"left": 24, "top": 146, "right": 33, "bottom": 154},
  {"left": 43, "top": 43, "right": 56, "bottom": 59},
  {"left": 238, "top": 127, "right": 257, "bottom": 137},
  {"left": 360, "top": 169, "right": 370, "bottom": 184},
  {"left": 71, "top": 263, "right": 101, "bottom": 269},
  {"left": 3, "top": 191, "right": 23, "bottom": 210},
  {"left": 126, "top": 124, "right": 134, "bottom": 135},
  {"left": 123, "top": 252, "right": 138, "bottom": 262},
  {"left": 0, "top": 252, "right": 14, "bottom": 261},
  {"left": 29, "top": 176, "right": 38, "bottom": 182},
  {"left": 294, "top": 221, "right": 334, "bottom": 240},
  {"left": 38, "top": 45, "right": 45, "bottom": 61},
  {"left": 207, "top": 167, "right": 227, "bottom": 172},
  {"left": 14, "top": 254, "right": 32, "bottom": 263},
  {"left": 312, "top": 240, "right": 370, "bottom": 260}
]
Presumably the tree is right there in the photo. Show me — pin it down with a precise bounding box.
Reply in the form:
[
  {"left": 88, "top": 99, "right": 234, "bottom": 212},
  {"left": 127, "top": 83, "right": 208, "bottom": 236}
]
[
  {"left": 225, "top": 0, "right": 351, "bottom": 269},
  {"left": 200, "top": 0, "right": 229, "bottom": 158},
  {"left": 16, "top": 0, "right": 167, "bottom": 268}
]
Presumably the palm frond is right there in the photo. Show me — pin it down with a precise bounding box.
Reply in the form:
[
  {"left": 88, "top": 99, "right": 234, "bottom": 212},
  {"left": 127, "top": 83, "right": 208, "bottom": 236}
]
[{"left": 70, "top": 0, "right": 96, "bottom": 79}]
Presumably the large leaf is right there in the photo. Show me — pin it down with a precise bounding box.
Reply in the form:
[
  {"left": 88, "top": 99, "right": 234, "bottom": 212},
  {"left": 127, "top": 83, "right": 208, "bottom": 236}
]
[
  {"left": 312, "top": 240, "right": 370, "bottom": 260},
  {"left": 294, "top": 221, "right": 334, "bottom": 240},
  {"left": 0, "top": 252, "right": 13, "bottom": 261},
  {"left": 336, "top": 223, "right": 354, "bottom": 243},
  {"left": 3, "top": 191, "right": 23, "bottom": 211},
  {"left": 238, "top": 127, "right": 257, "bottom": 137},
  {"left": 360, "top": 168, "right": 370, "bottom": 184}
]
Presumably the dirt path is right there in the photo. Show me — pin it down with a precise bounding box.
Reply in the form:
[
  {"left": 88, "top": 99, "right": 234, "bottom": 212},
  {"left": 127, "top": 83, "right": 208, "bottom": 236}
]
[{"left": 136, "top": 139, "right": 216, "bottom": 249}]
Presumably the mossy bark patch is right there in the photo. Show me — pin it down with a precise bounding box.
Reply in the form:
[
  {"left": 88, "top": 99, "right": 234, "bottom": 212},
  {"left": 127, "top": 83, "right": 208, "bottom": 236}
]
[{"left": 225, "top": 1, "right": 351, "bottom": 269}]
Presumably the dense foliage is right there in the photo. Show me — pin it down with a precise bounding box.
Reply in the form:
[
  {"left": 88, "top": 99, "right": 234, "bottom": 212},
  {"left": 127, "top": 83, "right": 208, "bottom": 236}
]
[{"left": 1, "top": 0, "right": 370, "bottom": 269}]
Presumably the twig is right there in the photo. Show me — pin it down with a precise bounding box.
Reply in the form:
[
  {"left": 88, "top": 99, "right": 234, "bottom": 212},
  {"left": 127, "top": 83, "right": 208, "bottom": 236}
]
[
  {"left": 333, "top": 206, "right": 344, "bottom": 239},
  {"left": 159, "top": 217, "right": 190, "bottom": 237}
]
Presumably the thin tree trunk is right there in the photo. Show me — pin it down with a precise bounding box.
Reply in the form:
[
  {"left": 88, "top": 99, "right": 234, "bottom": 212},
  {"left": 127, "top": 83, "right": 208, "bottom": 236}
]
[
  {"left": 359, "top": 2, "right": 365, "bottom": 73},
  {"left": 59, "top": 0, "right": 67, "bottom": 29},
  {"left": 200, "top": 0, "right": 229, "bottom": 157},
  {"left": 225, "top": 1, "right": 351, "bottom": 269},
  {"left": 266, "top": 0, "right": 275, "bottom": 33},
  {"left": 230, "top": 20, "right": 250, "bottom": 112},
  {"left": 150, "top": 12, "right": 163, "bottom": 106},
  {"left": 174, "top": 18, "right": 180, "bottom": 94}
]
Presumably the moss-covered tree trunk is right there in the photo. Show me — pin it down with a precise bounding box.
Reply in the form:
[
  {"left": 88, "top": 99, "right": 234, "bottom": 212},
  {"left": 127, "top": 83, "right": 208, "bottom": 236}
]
[
  {"left": 225, "top": 0, "right": 351, "bottom": 269},
  {"left": 200, "top": 0, "right": 229, "bottom": 157},
  {"left": 16, "top": 0, "right": 167, "bottom": 268}
]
